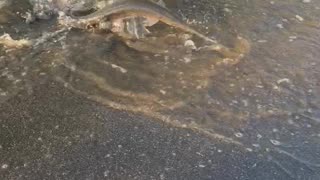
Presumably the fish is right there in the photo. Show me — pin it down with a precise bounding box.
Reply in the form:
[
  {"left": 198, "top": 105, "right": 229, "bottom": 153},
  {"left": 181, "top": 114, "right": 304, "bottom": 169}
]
[{"left": 70, "top": 0, "right": 216, "bottom": 43}]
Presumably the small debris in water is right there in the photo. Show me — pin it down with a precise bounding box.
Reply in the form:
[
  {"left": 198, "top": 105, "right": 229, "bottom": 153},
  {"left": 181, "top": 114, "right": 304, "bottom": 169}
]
[
  {"left": 235, "top": 133, "right": 243, "bottom": 138},
  {"left": 242, "top": 99, "right": 249, "bottom": 107},
  {"left": 257, "top": 134, "right": 262, "bottom": 139},
  {"left": 223, "top": 8, "right": 232, "bottom": 13},
  {"left": 0, "top": 33, "right": 32, "bottom": 49},
  {"left": 160, "top": 90, "right": 166, "bottom": 95},
  {"left": 232, "top": 100, "right": 239, "bottom": 104},
  {"left": 276, "top": 24, "right": 284, "bottom": 29},
  {"left": 295, "top": 15, "right": 304, "bottom": 22},
  {"left": 289, "top": 36, "right": 297, "bottom": 42},
  {"left": 196, "top": 152, "right": 204, "bottom": 156},
  {"left": 183, "top": 57, "right": 192, "bottom": 63},
  {"left": 184, "top": 40, "right": 197, "bottom": 50},
  {"left": 257, "top": 40, "right": 268, "bottom": 43},
  {"left": 252, "top": 144, "right": 260, "bottom": 148},
  {"left": 0, "top": 92, "right": 7, "bottom": 96},
  {"left": 277, "top": 78, "right": 290, "bottom": 84},
  {"left": 21, "top": 72, "right": 27, "bottom": 76},
  {"left": 246, "top": 148, "right": 253, "bottom": 152},
  {"left": 270, "top": 139, "right": 282, "bottom": 146},
  {"left": 1, "top": 164, "right": 8, "bottom": 169},
  {"left": 273, "top": 85, "right": 280, "bottom": 90},
  {"left": 111, "top": 64, "right": 127, "bottom": 73}
]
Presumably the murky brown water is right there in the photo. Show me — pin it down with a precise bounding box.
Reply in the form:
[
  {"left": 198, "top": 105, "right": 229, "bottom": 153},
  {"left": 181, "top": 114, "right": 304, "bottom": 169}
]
[{"left": 1, "top": 0, "right": 320, "bottom": 178}]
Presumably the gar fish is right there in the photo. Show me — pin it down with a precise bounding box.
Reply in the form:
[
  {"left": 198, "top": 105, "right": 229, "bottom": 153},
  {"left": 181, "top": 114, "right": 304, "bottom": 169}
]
[{"left": 69, "top": 0, "right": 216, "bottom": 43}]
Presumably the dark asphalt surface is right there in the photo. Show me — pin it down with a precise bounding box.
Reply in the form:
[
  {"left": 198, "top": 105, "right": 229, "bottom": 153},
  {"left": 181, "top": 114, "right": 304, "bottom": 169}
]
[
  {"left": 0, "top": 80, "right": 262, "bottom": 180},
  {"left": 1, "top": 80, "right": 319, "bottom": 180}
]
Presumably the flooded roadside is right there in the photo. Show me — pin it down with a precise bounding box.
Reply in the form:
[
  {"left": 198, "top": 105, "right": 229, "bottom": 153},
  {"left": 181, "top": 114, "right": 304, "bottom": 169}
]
[{"left": 1, "top": 0, "right": 320, "bottom": 179}]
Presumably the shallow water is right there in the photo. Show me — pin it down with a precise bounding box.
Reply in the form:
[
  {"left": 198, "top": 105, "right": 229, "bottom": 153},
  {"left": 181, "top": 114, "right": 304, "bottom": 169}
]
[{"left": 1, "top": 0, "right": 320, "bottom": 179}]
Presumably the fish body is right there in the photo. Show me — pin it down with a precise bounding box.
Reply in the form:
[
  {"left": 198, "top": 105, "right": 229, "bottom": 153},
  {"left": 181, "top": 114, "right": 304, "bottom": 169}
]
[{"left": 72, "top": 0, "right": 216, "bottom": 42}]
